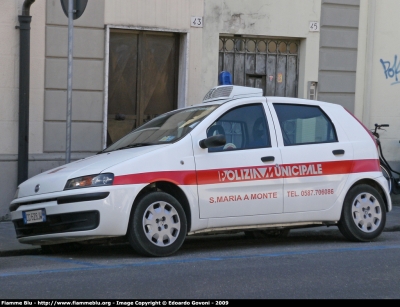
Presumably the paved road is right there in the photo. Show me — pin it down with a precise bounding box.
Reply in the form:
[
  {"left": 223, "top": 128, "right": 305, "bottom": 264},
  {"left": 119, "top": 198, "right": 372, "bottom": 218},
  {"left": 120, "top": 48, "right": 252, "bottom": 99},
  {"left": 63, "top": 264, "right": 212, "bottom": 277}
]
[
  {"left": 1, "top": 199, "right": 399, "bottom": 299},
  {"left": 1, "top": 228, "right": 400, "bottom": 299}
]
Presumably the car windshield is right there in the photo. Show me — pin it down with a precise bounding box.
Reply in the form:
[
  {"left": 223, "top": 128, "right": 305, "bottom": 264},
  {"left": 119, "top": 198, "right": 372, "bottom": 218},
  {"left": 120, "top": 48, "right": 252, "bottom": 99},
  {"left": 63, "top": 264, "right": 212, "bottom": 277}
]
[{"left": 103, "top": 105, "right": 219, "bottom": 152}]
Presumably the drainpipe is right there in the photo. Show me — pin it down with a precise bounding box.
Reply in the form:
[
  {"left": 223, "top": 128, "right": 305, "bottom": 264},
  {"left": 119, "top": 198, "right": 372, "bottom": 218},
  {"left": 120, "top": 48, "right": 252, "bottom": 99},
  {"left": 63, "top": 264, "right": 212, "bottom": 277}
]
[{"left": 17, "top": 0, "right": 36, "bottom": 185}]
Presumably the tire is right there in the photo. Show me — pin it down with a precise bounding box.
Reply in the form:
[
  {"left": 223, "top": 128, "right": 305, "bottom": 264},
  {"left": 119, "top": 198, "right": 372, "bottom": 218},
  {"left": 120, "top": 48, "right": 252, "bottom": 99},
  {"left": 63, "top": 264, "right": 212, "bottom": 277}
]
[
  {"left": 380, "top": 164, "right": 392, "bottom": 194},
  {"left": 128, "top": 192, "right": 187, "bottom": 257},
  {"left": 244, "top": 229, "right": 290, "bottom": 239},
  {"left": 338, "top": 184, "right": 386, "bottom": 242}
]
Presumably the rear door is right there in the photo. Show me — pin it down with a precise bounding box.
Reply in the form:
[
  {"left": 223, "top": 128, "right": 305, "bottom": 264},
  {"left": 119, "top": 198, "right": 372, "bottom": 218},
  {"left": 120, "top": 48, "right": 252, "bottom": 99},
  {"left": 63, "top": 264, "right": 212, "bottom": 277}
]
[{"left": 268, "top": 101, "right": 354, "bottom": 213}]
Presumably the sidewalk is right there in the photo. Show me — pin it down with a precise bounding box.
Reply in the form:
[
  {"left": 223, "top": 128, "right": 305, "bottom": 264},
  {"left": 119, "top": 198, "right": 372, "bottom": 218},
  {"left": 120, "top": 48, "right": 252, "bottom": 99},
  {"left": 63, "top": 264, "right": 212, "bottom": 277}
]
[{"left": 1, "top": 199, "right": 400, "bottom": 256}]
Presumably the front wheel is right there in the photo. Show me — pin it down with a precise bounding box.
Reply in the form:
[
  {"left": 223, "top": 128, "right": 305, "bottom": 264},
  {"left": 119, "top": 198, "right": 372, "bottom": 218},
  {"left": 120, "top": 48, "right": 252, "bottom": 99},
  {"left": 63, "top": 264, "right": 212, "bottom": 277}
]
[
  {"left": 338, "top": 184, "right": 386, "bottom": 242},
  {"left": 128, "top": 192, "right": 187, "bottom": 257}
]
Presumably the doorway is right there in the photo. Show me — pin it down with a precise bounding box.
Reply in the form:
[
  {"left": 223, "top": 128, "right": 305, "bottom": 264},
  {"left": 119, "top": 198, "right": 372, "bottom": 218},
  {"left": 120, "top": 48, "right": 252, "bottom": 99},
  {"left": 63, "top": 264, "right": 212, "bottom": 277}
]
[
  {"left": 107, "top": 30, "right": 180, "bottom": 146},
  {"left": 219, "top": 36, "right": 300, "bottom": 97}
]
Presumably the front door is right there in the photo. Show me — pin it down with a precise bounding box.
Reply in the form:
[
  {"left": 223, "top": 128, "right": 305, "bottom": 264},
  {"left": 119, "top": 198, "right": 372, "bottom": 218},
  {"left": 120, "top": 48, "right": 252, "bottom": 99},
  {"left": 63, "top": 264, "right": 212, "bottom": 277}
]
[
  {"left": 107, "top": 30, "right": 179, "bottom": 146},
  {"left": 193, "top": 101, "right": 284, "bottom": 219}
]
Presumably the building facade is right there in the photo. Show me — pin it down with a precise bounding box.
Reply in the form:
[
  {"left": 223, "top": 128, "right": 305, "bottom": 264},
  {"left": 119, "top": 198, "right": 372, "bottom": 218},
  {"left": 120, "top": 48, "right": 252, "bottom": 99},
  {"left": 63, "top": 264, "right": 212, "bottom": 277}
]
[{"left": 1, "top": 0, "right": 399, "bottom": 219}]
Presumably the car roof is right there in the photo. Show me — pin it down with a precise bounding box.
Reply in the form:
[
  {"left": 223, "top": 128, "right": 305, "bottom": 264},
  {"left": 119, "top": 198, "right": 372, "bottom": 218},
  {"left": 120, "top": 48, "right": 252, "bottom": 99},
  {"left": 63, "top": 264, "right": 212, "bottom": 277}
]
[{"left": 200, "top": 85, "right": 339, "bottom": 108}]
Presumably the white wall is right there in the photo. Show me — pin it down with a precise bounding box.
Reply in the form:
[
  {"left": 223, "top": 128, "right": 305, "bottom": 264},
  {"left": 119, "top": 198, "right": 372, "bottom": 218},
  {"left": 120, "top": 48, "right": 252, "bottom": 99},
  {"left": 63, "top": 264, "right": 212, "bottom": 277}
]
[
  {"left": 0, "top": 0, "right": 46, "bottom": 219},
  {"left": 29, "top": 0, "right": 46, "bottom": 154},
  {"left": 0, "top": 0, "right": 45, "bottom": 155},
  {"left": 356, "top": 0, "right": 400, "bottom": 163}
]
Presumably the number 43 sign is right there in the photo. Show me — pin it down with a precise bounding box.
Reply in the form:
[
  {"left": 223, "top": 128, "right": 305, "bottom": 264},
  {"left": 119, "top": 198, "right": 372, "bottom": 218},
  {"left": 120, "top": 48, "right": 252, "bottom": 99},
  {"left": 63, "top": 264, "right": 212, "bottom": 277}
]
[{"left": 191, "top": 17, "right": 203, "bottom": 28}]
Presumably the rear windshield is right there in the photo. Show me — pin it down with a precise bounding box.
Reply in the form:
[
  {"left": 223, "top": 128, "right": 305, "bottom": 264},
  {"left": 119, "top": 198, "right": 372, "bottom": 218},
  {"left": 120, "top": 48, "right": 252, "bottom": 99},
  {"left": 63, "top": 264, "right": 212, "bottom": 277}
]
[{"left": 103, "top": 105, "right": 219, "bottom": 152}]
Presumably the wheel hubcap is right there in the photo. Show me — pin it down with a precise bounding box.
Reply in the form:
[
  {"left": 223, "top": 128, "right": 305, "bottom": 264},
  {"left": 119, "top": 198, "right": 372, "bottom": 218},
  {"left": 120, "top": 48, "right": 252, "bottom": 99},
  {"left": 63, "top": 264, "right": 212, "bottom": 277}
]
[
  {"left": 142, "top": 201, "right": 181, "bottom": 246},
  {"left": 351, "top": 192, "right": 382, "bottom": 233}
]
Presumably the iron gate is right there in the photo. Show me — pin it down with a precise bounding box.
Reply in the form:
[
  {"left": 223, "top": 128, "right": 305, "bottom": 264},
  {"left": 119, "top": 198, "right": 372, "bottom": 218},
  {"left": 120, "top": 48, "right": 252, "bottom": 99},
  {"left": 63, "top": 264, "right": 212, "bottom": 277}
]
[{"left": 219, "top": 36, "right": 300, "bottom": 97}]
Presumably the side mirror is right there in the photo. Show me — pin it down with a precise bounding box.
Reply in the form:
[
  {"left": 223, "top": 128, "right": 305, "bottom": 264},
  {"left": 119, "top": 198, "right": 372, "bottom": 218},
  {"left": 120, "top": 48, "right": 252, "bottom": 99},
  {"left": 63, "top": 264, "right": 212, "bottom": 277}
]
[{"left": 199, "top": 134, "right": 226, "bottom": 149}]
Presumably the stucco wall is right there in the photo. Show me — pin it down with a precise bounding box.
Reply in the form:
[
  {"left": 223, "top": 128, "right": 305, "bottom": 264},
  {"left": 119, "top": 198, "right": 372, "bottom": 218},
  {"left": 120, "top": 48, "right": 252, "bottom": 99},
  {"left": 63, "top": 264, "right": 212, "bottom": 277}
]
[
  {"left": 356, "top": 0, "right": 400, "bottom": 166},
  {"left": 0, "top": 0, "right": 45, "bottom": 156},
  {"left": 104, "top": 0, "right": 321, "bottom": 108},
  {"left": 0, "top": 0, "right": 45, "bottom": 219},
  {"left": 318, "top": 0, "right": 360, "bottom": 113},
  {"left": 4, "top": 0, "right": 399, "bottom": 220},
  {"left": 44, "top": 0, "right": 105, "bottom": 154}
]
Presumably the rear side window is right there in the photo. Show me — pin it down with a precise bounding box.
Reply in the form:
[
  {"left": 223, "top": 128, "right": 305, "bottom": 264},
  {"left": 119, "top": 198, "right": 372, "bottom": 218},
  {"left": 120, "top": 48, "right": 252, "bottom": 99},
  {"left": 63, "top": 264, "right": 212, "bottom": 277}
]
[{"left": 273, "top": 104, "right": 337, "bottom": 146}]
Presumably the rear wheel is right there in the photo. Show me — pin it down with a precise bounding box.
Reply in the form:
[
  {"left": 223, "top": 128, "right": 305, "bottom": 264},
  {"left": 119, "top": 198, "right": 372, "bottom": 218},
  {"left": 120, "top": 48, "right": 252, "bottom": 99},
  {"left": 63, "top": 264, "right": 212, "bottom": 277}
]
[
  {"left": 380, "top": 164, "right": 392, "bottom": 194},
  {"left": 338, "top": 184, "right": 386, "bottom": 242},
  {"left": 128, "top": 192, "right": 187, "bottom": 257}
]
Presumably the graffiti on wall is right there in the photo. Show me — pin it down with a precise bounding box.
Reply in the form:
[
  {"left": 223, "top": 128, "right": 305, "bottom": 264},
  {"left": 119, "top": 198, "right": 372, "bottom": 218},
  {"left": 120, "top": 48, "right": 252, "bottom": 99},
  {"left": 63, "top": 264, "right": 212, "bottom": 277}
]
[{"left": 380, "top": 55, "right": 400, "bottom": 85}]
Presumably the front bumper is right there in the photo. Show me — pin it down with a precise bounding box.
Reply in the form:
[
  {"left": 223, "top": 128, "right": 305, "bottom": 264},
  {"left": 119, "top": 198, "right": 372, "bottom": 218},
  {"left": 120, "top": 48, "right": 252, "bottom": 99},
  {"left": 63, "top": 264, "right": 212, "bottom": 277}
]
[{"left": 9, "top": 185, "right": 143, "bottom": 245}]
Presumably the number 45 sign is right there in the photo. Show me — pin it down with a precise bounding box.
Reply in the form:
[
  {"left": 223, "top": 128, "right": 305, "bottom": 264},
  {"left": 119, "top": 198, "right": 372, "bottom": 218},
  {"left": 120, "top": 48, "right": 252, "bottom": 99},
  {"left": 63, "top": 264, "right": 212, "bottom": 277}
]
[
  {"left": 309, "top": 21, "right": 320, "bottom": 32},
  {"left": 191, "top": 17, "right": 203, "bottom": 28}
]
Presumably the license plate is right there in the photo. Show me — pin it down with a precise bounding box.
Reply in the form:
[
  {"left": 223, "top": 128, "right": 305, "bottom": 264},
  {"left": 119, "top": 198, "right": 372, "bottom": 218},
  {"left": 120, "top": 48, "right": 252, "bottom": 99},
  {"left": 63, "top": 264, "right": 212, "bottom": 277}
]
[{"left": 22, "top": 209, "right": 46, "bottom": 224}]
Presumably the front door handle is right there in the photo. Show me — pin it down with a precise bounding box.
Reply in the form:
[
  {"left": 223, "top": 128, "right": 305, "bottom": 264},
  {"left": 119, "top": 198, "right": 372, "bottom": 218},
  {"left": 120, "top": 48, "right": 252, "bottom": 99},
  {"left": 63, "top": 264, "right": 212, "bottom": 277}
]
[
  {"left": 261, "top": 156, "right": 275, "bottom": 162},
  {"left": 333, "top": 149, "right": 345, "bottom": 155}
]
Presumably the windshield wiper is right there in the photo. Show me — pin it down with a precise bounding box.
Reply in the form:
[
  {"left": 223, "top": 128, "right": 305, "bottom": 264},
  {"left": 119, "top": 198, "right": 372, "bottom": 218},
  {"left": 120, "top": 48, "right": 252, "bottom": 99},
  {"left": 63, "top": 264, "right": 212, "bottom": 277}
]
[
  {"left": 97, "top": 142, "right": 156, "bottom": 154},
  {"left": 115, "top": 143, "right": 155, "bottom": 151}
]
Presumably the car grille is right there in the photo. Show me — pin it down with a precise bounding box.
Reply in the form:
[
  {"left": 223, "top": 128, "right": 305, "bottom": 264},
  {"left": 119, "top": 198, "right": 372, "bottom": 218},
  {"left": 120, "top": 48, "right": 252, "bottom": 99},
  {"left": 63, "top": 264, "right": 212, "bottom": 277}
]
[{"left": 13, "top": 211, "right": 100, "bottom": 238}]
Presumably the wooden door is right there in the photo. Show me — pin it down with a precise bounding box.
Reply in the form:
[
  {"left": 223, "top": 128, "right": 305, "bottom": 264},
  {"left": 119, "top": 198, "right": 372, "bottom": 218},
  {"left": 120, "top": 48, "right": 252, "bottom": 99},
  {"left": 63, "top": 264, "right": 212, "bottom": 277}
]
[{"left": 107, "top": 30, "right": 179, "bottom": 146}]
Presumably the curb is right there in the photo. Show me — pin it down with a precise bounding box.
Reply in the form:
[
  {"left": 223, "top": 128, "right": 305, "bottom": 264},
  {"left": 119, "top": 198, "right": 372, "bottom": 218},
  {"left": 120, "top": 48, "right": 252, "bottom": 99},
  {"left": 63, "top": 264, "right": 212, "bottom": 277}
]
[
  {"left": 0, "top": 248, "right": 41, "bottom": 257},
  {"left": 384, "top": 226, "right": 400, "bottom": 232}
]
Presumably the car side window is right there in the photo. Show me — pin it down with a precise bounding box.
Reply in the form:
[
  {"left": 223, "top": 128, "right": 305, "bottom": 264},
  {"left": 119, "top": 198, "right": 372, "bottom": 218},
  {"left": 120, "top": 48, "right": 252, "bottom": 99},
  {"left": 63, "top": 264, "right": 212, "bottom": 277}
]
[
  {"left": 207, "top": 104, "right": 271, "bottom": 152},
  {"left": 273, "top": 103, "right": 338, "bottom": 146}
]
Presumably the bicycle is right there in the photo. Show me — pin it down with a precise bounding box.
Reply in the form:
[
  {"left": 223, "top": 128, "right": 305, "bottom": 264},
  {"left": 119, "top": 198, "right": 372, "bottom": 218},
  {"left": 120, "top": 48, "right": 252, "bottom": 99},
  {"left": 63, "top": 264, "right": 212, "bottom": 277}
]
[{"left": 371, "top": 123, "right": 400, "bottom": 194}]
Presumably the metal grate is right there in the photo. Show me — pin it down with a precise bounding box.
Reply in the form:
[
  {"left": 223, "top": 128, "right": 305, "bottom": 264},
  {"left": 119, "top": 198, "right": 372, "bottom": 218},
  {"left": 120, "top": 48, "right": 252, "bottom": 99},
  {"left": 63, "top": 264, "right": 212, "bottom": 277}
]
[{"left": 219, "top": 36, "right": 300, "bottom": 97}]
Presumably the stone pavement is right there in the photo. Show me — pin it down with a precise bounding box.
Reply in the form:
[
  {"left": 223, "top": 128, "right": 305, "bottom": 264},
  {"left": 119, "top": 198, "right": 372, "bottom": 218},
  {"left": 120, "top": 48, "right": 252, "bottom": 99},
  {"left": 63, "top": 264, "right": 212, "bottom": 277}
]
[{"left": 1, "top": 196, "right": 399, "bottom": 256}]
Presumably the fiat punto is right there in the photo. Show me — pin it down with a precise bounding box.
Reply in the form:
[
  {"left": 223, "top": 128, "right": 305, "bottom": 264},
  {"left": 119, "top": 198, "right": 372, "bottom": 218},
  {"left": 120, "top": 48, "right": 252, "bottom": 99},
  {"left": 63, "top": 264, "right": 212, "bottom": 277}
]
[{"left": 9, "top": 85, "right": 392, "bottom": 257}]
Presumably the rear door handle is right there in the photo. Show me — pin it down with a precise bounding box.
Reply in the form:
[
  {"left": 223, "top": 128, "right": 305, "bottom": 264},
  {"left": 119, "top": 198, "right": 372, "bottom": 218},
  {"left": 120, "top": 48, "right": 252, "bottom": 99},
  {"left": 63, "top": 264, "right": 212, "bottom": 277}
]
[
  {"left": 332, "top": 150, "right": 345, "bottom": 155},
  {"left": 261, "top": 156, "right": 275, "bottom": 162}
]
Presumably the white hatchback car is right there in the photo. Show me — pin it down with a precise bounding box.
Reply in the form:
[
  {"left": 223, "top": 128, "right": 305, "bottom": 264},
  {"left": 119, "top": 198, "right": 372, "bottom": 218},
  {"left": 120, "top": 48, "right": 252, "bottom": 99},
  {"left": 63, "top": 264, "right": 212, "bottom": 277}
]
[{"left": 10, "top": 85, "right": 392, "bottom": 257}]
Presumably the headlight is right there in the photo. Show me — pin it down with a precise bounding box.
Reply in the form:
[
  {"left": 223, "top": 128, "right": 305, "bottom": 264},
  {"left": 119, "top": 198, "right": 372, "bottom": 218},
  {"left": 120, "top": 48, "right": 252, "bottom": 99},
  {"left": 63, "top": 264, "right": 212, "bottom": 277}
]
[{"left": 64, "top": 173, "right": 114, "bottom": 190}]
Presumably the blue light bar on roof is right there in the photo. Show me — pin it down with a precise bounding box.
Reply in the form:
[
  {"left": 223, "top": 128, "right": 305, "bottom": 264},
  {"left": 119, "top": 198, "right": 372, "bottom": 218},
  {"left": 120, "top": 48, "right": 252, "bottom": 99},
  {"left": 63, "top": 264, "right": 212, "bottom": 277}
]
[{"left": 218, "top": 71, "right": 232, "bottom": 85}]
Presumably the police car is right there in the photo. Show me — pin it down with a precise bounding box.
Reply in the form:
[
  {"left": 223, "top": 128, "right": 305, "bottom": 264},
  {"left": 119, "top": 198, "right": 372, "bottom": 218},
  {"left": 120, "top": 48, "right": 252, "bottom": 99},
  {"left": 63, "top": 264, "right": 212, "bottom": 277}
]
[{"left": 9, "top": 85, "right": 392, "bottom": 257}]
